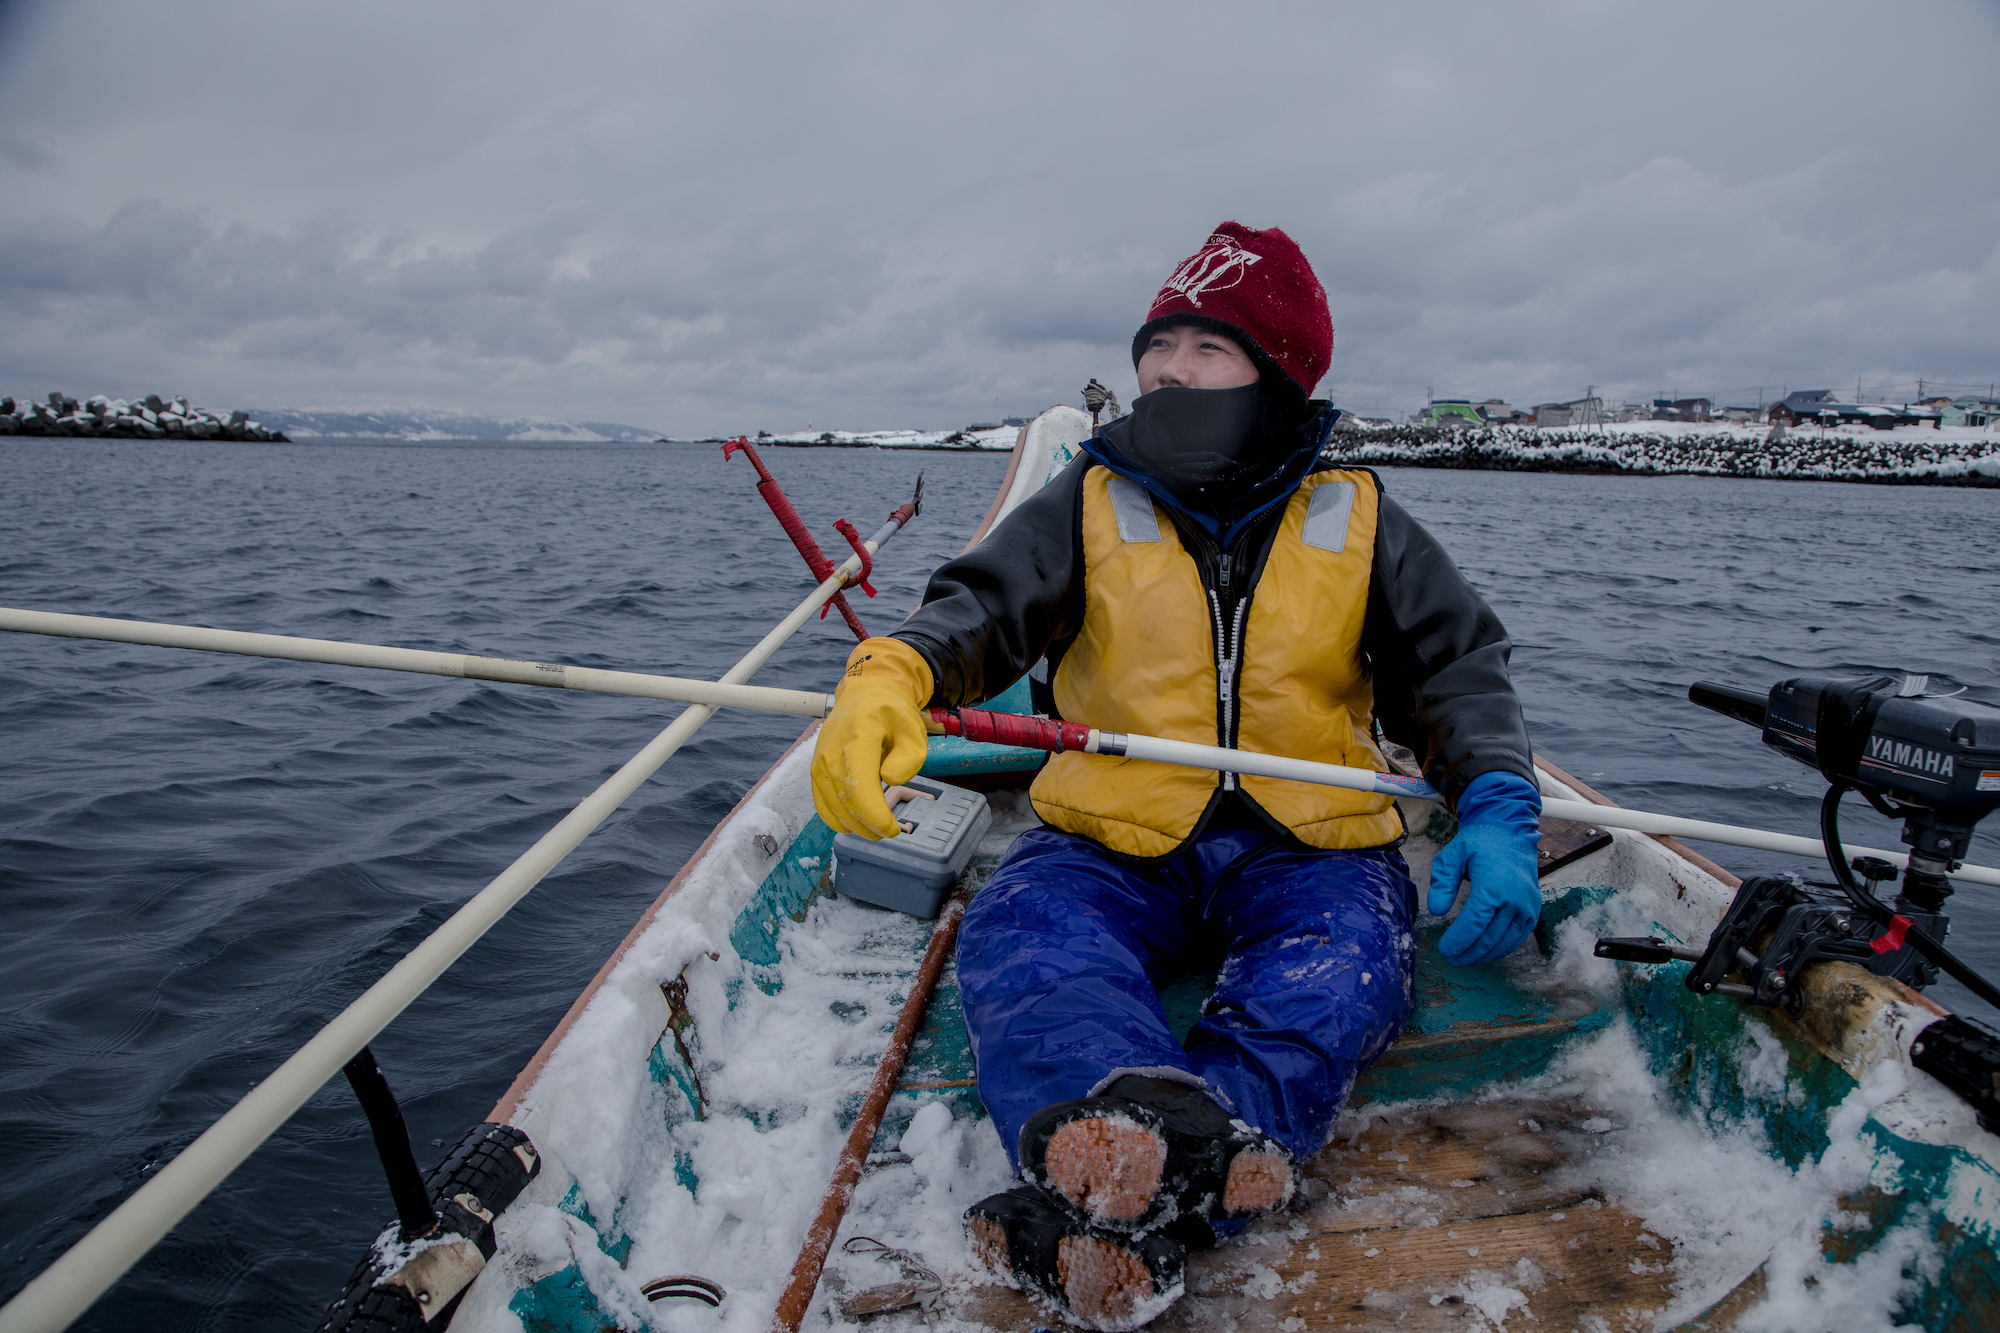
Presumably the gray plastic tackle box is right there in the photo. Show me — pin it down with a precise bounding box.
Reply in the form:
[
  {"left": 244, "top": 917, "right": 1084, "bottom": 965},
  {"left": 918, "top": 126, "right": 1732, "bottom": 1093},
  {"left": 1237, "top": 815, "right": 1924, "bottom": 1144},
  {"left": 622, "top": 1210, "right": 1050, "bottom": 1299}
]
[{"left": 832, "top": 776, "right": 993, "bottom": 919}]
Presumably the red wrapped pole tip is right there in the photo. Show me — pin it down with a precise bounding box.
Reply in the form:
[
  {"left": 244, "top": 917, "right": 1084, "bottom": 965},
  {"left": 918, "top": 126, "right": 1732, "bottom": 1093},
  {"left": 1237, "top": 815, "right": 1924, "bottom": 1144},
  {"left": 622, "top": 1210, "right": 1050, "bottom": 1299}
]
[{"left": 928, "top": 707, "right": 1091, "bottom": 754}]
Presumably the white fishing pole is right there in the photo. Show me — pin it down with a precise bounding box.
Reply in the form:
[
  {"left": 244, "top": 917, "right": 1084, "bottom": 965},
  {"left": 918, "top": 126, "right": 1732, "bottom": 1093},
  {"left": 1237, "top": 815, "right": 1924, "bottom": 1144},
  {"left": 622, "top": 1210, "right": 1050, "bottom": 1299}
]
[
  {"left": 0, "top": 502, "right": 916, "bottom": 1333},
  {"left": 927, "top": 709, "right": 2000, "bottom": 890},
  {"left": 0, "top": 606, "right": 836, "bottom": 718}
]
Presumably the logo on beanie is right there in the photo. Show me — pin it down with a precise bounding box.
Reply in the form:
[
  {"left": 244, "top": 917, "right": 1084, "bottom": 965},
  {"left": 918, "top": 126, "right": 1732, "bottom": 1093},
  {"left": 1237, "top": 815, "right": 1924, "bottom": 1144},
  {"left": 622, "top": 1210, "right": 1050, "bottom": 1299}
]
[{"left": 1155, "top": 234, "right": 1262, "bottom": 311}]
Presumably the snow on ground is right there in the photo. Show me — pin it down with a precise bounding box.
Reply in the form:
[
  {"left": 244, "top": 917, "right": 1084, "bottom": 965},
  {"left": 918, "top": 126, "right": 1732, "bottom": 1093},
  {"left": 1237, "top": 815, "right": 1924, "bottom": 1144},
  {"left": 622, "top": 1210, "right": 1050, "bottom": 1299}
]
[
  {"left": 1331, "top": 420, "right": 2000, "bottom": 484},
  {"left": 757, "top": 425, "right": 1020, "bottom": 450},
  {"left": 1512, "top": 419, "right": 1996, "bottom": 446}
]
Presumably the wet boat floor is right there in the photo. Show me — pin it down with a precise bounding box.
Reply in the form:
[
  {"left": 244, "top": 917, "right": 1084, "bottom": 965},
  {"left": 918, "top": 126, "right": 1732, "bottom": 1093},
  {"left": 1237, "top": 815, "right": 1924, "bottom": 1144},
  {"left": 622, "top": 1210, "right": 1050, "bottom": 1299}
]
[{"left": 939, "top": 1095, "right": 1683, "bottom": 1332}]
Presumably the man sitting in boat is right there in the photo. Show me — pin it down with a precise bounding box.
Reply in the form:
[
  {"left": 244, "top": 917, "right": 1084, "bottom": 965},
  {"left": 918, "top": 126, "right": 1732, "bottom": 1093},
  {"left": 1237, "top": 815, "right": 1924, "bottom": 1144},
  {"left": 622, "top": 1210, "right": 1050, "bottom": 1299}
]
[{"left": 812, "top": 221, "right": 1542, "bottom": 1330}]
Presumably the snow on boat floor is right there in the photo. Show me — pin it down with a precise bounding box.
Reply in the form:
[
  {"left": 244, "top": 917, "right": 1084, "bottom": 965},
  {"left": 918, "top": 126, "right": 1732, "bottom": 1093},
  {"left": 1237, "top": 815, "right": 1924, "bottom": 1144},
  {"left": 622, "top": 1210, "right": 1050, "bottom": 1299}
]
[{"left": 457, "top": 734, "right": 1995, "bottom": 1333}]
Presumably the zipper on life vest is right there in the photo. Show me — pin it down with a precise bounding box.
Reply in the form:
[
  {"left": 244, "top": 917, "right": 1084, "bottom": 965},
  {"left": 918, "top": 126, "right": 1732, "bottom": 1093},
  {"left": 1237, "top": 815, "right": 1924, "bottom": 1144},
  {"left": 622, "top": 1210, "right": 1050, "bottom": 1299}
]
[
  {"left": 1209, "top": 587, "right": 1249, "bottom": 789},
  {"left": 1176, "top": 519, "right": 1265, "bottom": 794}
]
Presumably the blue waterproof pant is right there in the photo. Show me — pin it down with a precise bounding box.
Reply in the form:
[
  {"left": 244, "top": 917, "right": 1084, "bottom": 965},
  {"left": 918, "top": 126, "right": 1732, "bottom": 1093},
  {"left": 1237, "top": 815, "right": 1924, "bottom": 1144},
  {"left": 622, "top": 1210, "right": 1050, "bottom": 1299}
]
[{"left": 956, "top": 824, "right": 1417, "bottom": 1168}]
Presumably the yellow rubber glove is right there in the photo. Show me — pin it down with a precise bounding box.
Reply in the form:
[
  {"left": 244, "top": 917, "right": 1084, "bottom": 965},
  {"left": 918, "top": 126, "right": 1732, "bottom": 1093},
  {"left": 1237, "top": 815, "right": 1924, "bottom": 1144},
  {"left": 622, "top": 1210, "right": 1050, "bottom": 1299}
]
[{"left": 812, "top": 637, "right": 935, "bottom": 839}]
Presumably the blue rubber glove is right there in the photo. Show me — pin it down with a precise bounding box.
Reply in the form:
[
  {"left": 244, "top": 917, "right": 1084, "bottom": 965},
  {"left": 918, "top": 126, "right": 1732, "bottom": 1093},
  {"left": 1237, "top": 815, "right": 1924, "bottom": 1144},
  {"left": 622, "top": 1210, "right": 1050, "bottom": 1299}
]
[{"left": 1427, "top": 770, "right": 1544, "bottom": 967}]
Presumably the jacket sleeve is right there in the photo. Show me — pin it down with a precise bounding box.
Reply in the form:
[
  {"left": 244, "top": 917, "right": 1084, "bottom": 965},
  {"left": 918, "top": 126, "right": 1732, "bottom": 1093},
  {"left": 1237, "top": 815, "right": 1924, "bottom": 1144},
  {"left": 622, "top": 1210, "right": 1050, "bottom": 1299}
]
[
  {"left": 890, "top": 458, "right": 1088, "bottom": 706},
  {"left": 1362, "top": 490, "right": 1537, "bottom": 808}
]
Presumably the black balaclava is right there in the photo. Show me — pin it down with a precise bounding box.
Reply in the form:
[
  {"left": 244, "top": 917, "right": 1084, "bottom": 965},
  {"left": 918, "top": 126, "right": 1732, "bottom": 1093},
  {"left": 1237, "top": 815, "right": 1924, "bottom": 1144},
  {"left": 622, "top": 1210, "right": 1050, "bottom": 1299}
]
[
  {"left": 1114, "top": 382, "right": 1285, "bottom": 514},
  {"left": 1091, "top": 353, "right": 1325, "bottom": 544}
]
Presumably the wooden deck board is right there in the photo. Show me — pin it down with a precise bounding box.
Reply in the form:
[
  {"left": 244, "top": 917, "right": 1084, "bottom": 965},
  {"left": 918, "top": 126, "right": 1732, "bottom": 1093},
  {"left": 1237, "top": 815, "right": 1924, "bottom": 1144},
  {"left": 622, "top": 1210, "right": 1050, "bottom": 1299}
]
[{"left": 932, "top": 1096, "right": 1699, "bottom": 1333}]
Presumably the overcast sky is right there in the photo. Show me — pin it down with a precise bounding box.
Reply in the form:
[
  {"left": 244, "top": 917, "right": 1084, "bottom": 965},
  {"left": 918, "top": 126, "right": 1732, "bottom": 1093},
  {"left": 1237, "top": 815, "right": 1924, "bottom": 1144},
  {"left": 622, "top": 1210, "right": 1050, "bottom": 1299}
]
[{"left": 1, "top": 0, "right": 1995, "bottom": 434}]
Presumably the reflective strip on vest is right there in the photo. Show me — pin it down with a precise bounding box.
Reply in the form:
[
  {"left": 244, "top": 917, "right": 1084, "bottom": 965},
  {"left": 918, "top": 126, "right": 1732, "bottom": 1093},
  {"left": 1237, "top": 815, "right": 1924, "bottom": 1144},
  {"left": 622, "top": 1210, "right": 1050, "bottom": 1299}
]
[
  {"left": 1301, "top": 480, "right": 1356, "bottom": 552},
  {"left": 1030, "top": 467, "right": 1403, "bottom": 857},
  {"left": 1105, "top": 475, "right": 1162, "bottom": 543}
]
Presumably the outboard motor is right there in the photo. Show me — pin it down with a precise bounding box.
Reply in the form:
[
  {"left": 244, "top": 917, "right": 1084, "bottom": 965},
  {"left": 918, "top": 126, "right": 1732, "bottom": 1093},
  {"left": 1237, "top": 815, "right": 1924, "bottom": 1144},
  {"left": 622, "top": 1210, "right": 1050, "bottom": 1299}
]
[
  {"left": 1594, "top": 674, "right": 2000, "bottom": 1131},
  {"left": 1688, "top": 673, "right": 2000, "bottom": 989}
]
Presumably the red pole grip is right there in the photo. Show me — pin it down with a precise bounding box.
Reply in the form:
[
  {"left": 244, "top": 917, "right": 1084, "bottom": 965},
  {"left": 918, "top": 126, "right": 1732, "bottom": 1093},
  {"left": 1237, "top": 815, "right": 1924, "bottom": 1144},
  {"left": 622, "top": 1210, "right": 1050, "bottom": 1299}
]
[{"left": 927, "top": 707, "right": 1091, "bottom": 754}]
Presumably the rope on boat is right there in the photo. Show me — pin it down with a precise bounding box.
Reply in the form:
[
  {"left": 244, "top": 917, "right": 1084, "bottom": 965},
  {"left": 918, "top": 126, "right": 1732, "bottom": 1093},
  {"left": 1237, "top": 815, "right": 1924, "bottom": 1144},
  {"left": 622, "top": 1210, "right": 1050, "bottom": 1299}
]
[
  {"left": 769, "top": 889, "right": 969, "bottom": 1333},
  {"left": 0, "top": 498, "right": 923, "bottom": 1333},
  {"left": 833, "top": 1237, "right": 944, "bottom": 1319}
]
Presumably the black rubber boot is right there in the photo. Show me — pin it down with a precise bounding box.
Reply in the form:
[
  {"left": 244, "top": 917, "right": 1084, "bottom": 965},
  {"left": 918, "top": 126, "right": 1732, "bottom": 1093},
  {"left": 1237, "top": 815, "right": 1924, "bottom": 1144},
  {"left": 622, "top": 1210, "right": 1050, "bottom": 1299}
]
[
  {"left": 1018, "top": 1074, "right": 1294, "bottom": 1231},
  {"left": 964, "top": 1184, "right": 1186, "bottom": 1331}
]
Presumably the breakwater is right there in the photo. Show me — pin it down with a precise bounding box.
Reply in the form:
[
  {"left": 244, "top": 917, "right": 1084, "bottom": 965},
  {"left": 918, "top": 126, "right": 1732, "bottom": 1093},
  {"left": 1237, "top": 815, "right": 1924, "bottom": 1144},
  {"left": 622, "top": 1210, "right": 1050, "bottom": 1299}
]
[
  {"left": 1326, "top": 423, "right": 2000, "bottom": 486},
  {"left": 2, "top": 392, "right": 288, "bottom": 442}
]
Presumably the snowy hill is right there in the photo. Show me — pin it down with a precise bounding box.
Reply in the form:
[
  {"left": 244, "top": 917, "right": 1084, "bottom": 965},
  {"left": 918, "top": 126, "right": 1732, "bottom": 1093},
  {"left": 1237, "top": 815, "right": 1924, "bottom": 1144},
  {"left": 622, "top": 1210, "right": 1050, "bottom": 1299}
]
[{"left": 253, "top": 408, "right": 665, "bottom": 442}]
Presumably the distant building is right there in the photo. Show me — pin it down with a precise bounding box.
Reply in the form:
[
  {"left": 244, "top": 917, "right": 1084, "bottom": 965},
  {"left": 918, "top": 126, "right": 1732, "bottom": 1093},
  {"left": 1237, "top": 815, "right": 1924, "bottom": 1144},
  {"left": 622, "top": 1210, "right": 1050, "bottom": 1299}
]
[
  {"left": 1766, "top": 390, "right": 1833, "bottom": 426},
  {"left": 1418, "top": 398, "right": 1530, "bottom": 426},
  {"left": 1474, "top": 399, "right": 1533, "bottom": 425},
  {"left": 1422, "top": 399, "right": 1485, "bottom": 427},
  {"left": 1532, "top": 396, "right": 1603, "bottom": 428},
  {"left": 1651, "top": 397, "right": 1712, "bottom": 422},
  {"left": 1943, "top": 395, "right": 2000, "bottom": 427},
  {"left": 1767, "top": 389, "right": 1932, "bottom": 430}
]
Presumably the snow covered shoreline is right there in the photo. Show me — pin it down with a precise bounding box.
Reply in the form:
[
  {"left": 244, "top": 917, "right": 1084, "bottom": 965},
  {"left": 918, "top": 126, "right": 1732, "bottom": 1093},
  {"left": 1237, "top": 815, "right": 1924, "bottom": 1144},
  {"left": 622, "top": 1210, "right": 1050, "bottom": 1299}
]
[
  {"left": 741, "top": 424, "right": 1021, "bottom": 452},
  {"left": 746, "top": 418, "right": 2000, "bottom": 483},
  {"left": 1328, "top": 421, "right": 2000, "bottom": 487}
]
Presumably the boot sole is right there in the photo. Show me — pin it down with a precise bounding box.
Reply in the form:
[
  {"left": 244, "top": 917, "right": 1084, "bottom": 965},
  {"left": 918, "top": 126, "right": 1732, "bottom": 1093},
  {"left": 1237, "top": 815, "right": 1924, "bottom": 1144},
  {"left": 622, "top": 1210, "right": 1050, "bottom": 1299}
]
[
  {"left": 1041, "top": 1113, "right": 1167, "bottom": 1225},
  {"left": 1222, "top": 1146, "right": 1293, "bottom": 1213},
  {"left": 1057, "top": 1234, "right": 1160, "bottom": 1328},
  {"left": 968, "top": 1213, "right": 1014, "bottom": 1279},
  {"left": 965, "top": 1189, "right": 1183, "bottom": 1332}
]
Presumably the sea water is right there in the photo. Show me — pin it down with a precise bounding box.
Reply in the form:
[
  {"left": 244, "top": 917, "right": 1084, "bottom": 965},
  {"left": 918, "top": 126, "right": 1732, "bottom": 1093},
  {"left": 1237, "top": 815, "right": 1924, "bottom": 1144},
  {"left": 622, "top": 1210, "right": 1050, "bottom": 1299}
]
[{"left": 0, "top": 440, "right": 1994, "bottom": 1328}]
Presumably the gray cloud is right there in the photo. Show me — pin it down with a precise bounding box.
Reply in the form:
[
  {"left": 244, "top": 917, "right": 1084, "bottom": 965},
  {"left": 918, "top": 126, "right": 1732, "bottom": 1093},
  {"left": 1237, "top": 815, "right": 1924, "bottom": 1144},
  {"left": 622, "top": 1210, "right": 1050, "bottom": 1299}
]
[{"left": 0, "top": 0, "right": 1995, "bottom": 432}]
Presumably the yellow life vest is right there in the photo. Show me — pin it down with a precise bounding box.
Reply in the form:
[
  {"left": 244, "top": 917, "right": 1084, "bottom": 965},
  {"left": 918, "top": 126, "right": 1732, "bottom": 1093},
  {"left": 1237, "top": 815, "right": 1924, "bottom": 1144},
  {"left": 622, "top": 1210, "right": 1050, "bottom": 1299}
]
[{"left": 1028, "top": 465, "right": 1403, "bottom": 858}]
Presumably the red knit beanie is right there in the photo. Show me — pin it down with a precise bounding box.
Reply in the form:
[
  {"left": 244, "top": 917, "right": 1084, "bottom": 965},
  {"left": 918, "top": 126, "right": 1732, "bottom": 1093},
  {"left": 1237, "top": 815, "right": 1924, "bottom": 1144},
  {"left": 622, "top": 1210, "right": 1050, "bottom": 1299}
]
[{"left": 1131, "top": 221, "right": 1334, "bottom": 398}]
